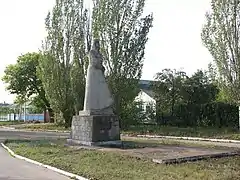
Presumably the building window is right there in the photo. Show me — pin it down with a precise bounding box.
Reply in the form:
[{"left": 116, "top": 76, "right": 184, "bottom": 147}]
[{"left": 146, "top": 105, "right": 151, "bottom": 112}]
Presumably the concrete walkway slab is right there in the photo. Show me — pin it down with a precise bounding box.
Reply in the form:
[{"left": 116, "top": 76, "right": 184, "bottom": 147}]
[
  {"left": 0, "top": 146, "right": 71, "bottom": 180},
  {"left": 75, "top": 139, "right": 240, "bottom": 165}
]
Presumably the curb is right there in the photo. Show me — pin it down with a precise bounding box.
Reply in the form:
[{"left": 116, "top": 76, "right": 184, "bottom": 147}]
[
  {"left": 0, "top": 142, "right": 88, "bottom": 180},
  {"left": 135, "top": 135, "right": 240, "bottom": 144}
]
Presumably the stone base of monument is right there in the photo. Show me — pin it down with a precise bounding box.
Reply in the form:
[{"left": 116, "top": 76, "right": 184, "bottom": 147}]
[{"left": 67, "top": 111, "right": 121, "bottom": 147}]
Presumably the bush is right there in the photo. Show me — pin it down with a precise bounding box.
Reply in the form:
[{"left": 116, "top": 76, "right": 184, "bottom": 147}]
[
  {"left": 158, "top": 102, "right": 238, "bottom": 128},
  {"left": 119, "top": 101, "right": 146, "bottom": 129}
]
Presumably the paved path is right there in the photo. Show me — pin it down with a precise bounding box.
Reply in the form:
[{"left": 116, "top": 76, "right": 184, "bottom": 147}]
[
  {"left": 0, "top": 128, "right": 71, "bottom": 180},
  {"left": 0, "top": 146, "right": 71, "bottom": 180},
  {"left": 0, "top": 128, "right": 68, "bottom": 140}
]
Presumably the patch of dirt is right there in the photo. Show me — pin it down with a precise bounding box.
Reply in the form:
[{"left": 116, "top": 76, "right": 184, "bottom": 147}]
[{"left": 96, "top": 142, "right": 239, "bottom": 161}]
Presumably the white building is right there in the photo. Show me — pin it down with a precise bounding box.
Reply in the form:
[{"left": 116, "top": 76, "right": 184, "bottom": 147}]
[
  {"left": 135, "top": 80, "right": 157, "bottom": 122},
  {"left": 135, "top": 89, "right": 156, "bottom": 112}
]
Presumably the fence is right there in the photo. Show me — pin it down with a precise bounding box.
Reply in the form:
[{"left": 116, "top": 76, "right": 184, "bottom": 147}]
[
  {"left": 7, "top": 113, "right": 44, "bottom": 121},
  {"left": 0, "top": 114, "right": 8, "bottom": 121}
]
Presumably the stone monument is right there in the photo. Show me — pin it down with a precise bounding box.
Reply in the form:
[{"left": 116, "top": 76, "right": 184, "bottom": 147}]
[{"left": 67, "top": 39, "right": 121, "bottom": 146}]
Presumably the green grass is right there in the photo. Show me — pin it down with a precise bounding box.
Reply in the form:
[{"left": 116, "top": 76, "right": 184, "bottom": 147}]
[
  {"left": 123, "top": 125, "right": 240, "bottom": 140},
  {"left": 121, "top": 137, "right": 238, "bottom": 150},
  {"left": 6, "top": 139, "right": 240, "bottom": 180},
  {"left": 0, "top": 120, "right": 24, "bottom": 126},
  {"left": 14, "top": 123, "right": 70, "bottom": 131}
]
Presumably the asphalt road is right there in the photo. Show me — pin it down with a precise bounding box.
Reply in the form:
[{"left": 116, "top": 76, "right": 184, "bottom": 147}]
[
  {"left": 0, "top": 128, "right": 71, "bottom": 180},
  {"left": 0, "top": 128, "right": 69, "bottom": 142}
]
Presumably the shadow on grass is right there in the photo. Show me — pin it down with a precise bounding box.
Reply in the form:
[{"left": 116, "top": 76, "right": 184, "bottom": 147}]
[
  {"left": 6, "top": 139, "right": 162, "bottom": 150},
  {"left": 95, "top": 140, "right": 162, "bottom": 149}
]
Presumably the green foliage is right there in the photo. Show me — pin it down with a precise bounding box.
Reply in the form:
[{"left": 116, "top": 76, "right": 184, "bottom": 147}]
[
  {"left": 0, "top": 106, "right": 14, "bottom": 114},
  {"left": 154, "top": 69, "right": 220, "bottom": 116},
  {"left": 3, "top": 53, "right": 40, "bottom": 97},
  {"left": 14, "top": 95, "right": 27, "bottom": 106},
  {"left": 119, "top": 101, "right": 145, "bottom": 129},
  {"left": 92, "top": 0, "right": 153, "bottom": 124},
  {"left": 151, "top": 67, "right": 237, "bottom": 128},
  {"left": 2, "top": 53, "right": 51, "bottom": 117},
  {"left": 39, "top": 0, "right": 89, "bottom": 127},
  {"left": 153, "top": 69, "right": 187, "bottom": 115},
  {"left": 28, "top": 95, "right": 46, "bottom": 113},
  {"left": 30, "top": 0, "right": 153, "bottom": 128},
  {"left": 168, "top": 102, "right": 238, "bottom": 128},
  {"left": 182, "top": 70, "right": 219, "bottom": 105},
  {"left": 201, "top": 0, "right": 240, "bottom": 105}
]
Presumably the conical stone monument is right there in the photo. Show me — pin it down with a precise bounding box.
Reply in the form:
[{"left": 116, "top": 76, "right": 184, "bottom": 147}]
[{"left": 67, "top": 39, "right": 121, "bottom": 146}]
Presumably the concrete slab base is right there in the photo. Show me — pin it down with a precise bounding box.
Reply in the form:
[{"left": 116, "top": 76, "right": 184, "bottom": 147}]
[
  {"left": 78, "top": 140, "right": 240, "bottom": 165},
  {"left": 66, "top": 139, "right": 122, "bottom": 147}
]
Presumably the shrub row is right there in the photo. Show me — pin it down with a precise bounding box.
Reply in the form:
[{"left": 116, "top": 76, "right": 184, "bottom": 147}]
[{"left": 157, "top": 102, "right": 239, "bottom": 128}]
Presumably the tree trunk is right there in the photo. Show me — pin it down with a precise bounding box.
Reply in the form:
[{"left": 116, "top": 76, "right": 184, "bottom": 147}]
[
  {"left": 47, "top": 107, "right": 54, "bottom": 123},
  {"left": 63, "top": 110, "right": 73, "bottom": 128},
  {"left": 43, "top": 109, "right": 47, "bottom": 123}
]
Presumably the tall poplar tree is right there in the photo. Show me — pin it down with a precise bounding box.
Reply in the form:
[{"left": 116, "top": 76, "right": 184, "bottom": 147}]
[
  {"left": 92, "top": 0, "right": 153, "bottom": 126},
  {"left": 38, "top": 0, "right": 90, "bottom": 127},
  {"left": 202, "top": 0, "right": 240, "bottom": 104}
]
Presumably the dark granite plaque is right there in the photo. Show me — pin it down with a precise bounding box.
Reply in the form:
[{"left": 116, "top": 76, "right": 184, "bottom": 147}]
[{"left": 67, "top": 114, "right": 121, "bottom": 146}]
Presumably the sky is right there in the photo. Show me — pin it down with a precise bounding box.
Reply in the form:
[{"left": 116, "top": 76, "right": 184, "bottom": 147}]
[{"left": 0, "top": 0, "right": 213, "bottom": 103}]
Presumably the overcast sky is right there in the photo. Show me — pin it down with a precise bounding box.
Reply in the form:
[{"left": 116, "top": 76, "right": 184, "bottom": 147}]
[{"left": 0, "top": 0, "right": 213, "bottom": 103}]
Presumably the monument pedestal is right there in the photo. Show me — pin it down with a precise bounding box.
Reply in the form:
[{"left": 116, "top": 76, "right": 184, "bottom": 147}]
[{"left": 67, "top": 111, "right": 121, "bottom": 146}]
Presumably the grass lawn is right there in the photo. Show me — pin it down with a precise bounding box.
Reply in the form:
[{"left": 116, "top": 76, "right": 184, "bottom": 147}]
[
  {"left": 123, "top": 125, "right": 240, "bottom": 140},
  {"left": 121, "top": 137, "right": 238, "bottom": 150},
  {"left": 13, "top": 123, "right": 70, "bottom": 131},
  {"left": 6, "top": 139, "right": 240, "bottom": 180},
  {"left": 0, "top": 121, "right": 24, "bottom": 126}
]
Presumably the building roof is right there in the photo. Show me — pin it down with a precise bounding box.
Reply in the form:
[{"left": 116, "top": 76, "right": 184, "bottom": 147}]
[
  {"left": 0, "top": 103, "right": 11, "bottom": 107},
  {"left": 141, "top": 89, "right": 156, "bottom": 99},
  {"left": 139, "top": 80, "right": 154, "bottom": 90},
  {"left": 139, "top": 80, "right": 156, "bottom": 99}
]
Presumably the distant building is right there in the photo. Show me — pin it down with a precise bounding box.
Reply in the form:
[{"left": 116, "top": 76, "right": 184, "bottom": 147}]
[
  {"left": 135, "top": 80, "right": 157, "bottom": 121},
  {"left": 0, "top": 102, "right": 11, "bottom": 107}
]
